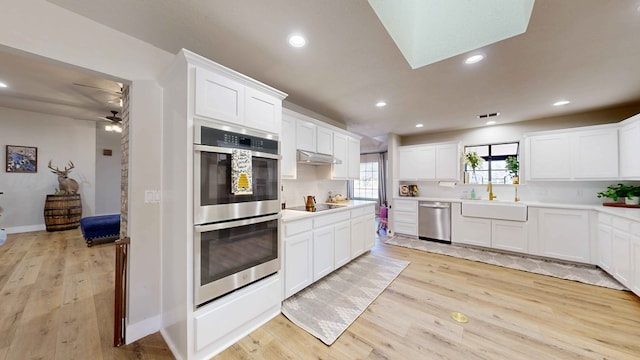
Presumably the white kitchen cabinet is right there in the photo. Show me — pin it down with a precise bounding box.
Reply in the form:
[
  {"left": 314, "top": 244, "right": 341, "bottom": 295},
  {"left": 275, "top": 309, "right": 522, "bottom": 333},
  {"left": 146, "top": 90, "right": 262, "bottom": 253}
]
[
  {"left": 332, "top": 133, "right": 348, "bottom": 179},
  {"left": 392, "top": 199, "right": 418, "bottom": 236},
  {"left": 313, "top": 226, "right": 335, "bottom": 281},
  {"left": 525, "top": 125, "right": 619, "bottom": 181},
  {"left": 195, "top": 67, "right": 244, "bottom": 125},
  {"left": 630, "top": 225, "right": 640, "bottom": 295},
  {"left": 296, "top": 120, "right": 317, "bottom": 152},
  {"left": 612, "top": 228, "right": 632, "bottom": 285},
  {"left": 364, "top": 214, "right": 376, "bottom": 250},
  {"left": 491, "top": 220, "right": 528, "bottom": 253},
  {"left": 536, "top": 208, "right": 590, "bottom": 263},
  {"left": 194, "top": 67, "right": 282, "bottom": 135},
  {"left": 348, "top": 136, "right": 360, "bottom": 180},
  {"left": 526, "top": 133, "right": 571, "bottom": 180},
  {"left": 317, "top": 126, "right": 333, "bottom": 155},
  {"left": 281, "top": 113, "right": 297, "bottom": 179},
  {"left": 334, "top": 221, "right": 351, "bottom": 268},
  {"left": 284, "top": 231, "right": 313, "bottom": 298},
  {"left": 597, "top": 221, "right": 613, "bottom": 272},
  {"left": 350, "top": 216, "right": 365, "bottom": 258},
  {"left": 398, "top": 143, "right": 459, "bottom": 181},
  {"left": 435, "top": 142, "right": 460, "bottom": 181},
  {"left": 455, "top": 217, "right": 492, "bottom": 247},
  {"left": 571, "top": 128, "right": 618, "bottom": 179},
  {"left": 350, "top": 205, "right": 376, "bottom": 258},
  {"left": 619, "top": 116, "right": 640, "bottom": 179}
]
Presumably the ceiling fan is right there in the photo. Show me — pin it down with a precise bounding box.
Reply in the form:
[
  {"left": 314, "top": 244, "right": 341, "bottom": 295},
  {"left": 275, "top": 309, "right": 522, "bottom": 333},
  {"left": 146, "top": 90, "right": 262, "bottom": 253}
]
[
  {"left": 99, "top": 110, "right": 122, "bottom": 123},
  {"left": 73, "top": 82, "right": 124, "bottom": 107}
]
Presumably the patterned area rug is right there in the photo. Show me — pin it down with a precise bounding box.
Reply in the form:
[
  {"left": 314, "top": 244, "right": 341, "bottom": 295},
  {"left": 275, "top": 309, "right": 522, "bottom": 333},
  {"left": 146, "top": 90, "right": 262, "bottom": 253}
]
[
  {"left": 281, "top": 252, "right": 409, "bottom": 345},
  {"left": 385, "top": 235, "right": 625, "bottom": 290}
]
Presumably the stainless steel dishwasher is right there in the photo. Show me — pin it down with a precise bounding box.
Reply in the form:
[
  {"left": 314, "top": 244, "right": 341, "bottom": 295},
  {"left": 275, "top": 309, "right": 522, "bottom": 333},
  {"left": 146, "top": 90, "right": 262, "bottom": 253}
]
[{"left": 418, "top": 201, "right": 451, "bottom": 243}]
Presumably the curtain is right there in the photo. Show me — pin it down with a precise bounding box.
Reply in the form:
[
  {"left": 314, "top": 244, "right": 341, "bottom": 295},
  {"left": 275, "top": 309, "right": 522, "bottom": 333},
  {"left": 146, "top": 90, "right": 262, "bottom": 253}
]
[{"left": 378, "top": 152, "right": 387, "bottom": 208}]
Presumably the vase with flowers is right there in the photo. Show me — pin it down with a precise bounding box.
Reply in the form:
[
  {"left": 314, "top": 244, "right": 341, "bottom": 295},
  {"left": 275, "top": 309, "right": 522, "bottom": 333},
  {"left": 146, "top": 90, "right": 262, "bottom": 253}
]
[
  {"left": 505, "top": 156, "right": 520, "bottom": 184},
  {"left": 464, "top": 151, "right": 484, "bottom": 184}
]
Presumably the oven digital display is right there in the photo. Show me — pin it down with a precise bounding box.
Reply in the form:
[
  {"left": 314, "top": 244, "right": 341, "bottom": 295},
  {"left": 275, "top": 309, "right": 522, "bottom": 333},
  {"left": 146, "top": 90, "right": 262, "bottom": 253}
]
[{"left": 200, "top": 126, "right": 278, "bottom": 154}]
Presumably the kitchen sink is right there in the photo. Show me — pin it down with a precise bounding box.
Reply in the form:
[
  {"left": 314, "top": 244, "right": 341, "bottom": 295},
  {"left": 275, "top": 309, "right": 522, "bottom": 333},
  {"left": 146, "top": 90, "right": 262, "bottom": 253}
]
[{"left": 461, "top": 200, "right": 527, "bottom": 222}]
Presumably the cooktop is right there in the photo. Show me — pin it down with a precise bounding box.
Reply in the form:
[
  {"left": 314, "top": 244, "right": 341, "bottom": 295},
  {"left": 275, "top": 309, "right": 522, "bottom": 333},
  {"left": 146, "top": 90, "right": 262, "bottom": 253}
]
[{"left": 287, "top": 204, "right": 345, "bottom": 212}]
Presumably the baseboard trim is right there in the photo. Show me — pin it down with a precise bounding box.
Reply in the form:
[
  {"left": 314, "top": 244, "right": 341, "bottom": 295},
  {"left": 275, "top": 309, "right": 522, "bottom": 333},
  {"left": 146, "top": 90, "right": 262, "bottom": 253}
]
[
  {"left": 126, "top": 315, "right": 161, "bottom": 344},
  {"left": 5, "top": 224, "right": 46, "bottom": 234}
]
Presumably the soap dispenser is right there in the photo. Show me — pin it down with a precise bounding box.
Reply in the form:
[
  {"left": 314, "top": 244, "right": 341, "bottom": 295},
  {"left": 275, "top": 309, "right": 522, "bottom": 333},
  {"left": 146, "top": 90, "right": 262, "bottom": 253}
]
[{"left": 470, "top": 188, "right": 476, "bottom": 200}]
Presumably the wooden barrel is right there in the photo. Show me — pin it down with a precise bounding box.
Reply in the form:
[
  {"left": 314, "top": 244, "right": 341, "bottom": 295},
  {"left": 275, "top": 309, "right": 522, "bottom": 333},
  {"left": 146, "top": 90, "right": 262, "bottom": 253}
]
[{"left": 44, "top": 194, "right": 82, "bottom": 231}]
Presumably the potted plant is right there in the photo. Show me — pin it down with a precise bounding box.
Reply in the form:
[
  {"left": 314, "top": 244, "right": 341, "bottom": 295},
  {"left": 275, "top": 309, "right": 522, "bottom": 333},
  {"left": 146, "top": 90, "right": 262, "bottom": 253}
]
[
  {"left": 597, "top": 184, "right": 640, "bottom": 205},
  {"left": 505, "top": 156, "right": 519, "bottom": 184},
  {"left": 464, "top": 151, "right": 484, "bottom": 184}
]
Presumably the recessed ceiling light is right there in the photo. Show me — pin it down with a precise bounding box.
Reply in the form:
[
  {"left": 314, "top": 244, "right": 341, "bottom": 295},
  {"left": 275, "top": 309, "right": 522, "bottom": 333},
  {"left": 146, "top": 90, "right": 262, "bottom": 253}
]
[
  {"left": 0, "top": 81, "right": 7, "bottom": 88},
  {"left": 465, "top": 54, "right": 484, "bottom": 64},
  {"left": 415, "top": 124, "right": 424, "bottom": 128},
  {"left": 486, "top": 120, "right": 496, "bottom": 125},
  {"left": 288, "top": 34, "right": 306, "bottom": 48},
  {"left": 553, "top": 100, "right": 570, "bottom": 106},
  {"left": 376, "top": 101, "right": 387, "bottom": 107}
]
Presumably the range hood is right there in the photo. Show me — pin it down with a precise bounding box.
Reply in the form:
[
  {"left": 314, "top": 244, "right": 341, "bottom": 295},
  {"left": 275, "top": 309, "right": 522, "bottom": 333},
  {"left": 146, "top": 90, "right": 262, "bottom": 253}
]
[{"left": 296, "top": 150, "right": 342, "bottom": 165}]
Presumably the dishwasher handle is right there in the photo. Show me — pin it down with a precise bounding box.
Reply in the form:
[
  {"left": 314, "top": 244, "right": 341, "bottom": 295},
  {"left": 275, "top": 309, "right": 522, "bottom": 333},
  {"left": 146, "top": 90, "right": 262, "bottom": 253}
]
[{"left": 419, "top": 203, "right": 450, "bottom": 209}]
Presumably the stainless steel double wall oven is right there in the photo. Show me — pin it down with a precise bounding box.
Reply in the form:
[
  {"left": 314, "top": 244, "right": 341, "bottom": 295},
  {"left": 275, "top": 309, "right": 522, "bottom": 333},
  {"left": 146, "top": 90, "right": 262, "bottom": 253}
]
[{"left": 193, "top": 121, "right": 281, "bottom": 306}]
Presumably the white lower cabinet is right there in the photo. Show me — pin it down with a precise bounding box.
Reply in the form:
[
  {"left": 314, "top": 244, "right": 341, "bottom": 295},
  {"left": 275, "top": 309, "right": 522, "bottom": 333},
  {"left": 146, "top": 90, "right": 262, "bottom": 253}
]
[
  {"left": 491, "top": 220, "right": 528, "bottom": 253},
  {"left": 456, "top": 217, "right": 491, "bottom": 247},
  {"left": 535, "top": 208, "right": 590, "bottom": 263},
  {"left": 283, "top": 205, "right": 375, "bottom": 299},
  {"left": 392, "top": 199, "right": 418, "bottom": 236},
  {"left": 313, "top": 226, "right": 335, "bottom": 281},
  {"left": 631, "top": 229, "right": 640, "bottom": 295},
  {"left": 612, "top": 228, "right": 632, "bottom": 284},
  {"left": 599, "top": 213, "right": 640, "bottom": 297},
  {"left": 597, "top": 221, "right": 613, "bottom": 272}
]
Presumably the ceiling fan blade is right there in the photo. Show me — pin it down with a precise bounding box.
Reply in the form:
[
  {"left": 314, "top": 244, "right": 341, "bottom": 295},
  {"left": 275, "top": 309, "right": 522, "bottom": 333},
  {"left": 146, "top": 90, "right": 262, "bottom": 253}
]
[{"left": 73, "top": 82, "right": 123, "bottom": 95}]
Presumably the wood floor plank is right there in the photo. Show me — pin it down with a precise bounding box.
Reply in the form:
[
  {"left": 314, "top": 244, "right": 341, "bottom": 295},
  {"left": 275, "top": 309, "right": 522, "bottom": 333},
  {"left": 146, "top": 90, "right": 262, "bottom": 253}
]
[{"left": 3, "top": 228, "right": 640, "bottom": 359}]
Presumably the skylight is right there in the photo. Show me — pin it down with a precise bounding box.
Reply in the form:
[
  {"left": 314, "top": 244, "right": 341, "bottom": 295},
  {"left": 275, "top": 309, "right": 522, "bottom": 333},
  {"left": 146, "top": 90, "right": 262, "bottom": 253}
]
[{"left": 368, "top": 0, "right": 535, "bottom": 69}]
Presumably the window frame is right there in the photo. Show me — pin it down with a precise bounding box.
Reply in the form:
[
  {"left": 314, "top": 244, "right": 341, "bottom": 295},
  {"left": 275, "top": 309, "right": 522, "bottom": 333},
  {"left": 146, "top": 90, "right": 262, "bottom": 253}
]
[{"left": 464, "top": 141, "right": 519, "bottom": 184}]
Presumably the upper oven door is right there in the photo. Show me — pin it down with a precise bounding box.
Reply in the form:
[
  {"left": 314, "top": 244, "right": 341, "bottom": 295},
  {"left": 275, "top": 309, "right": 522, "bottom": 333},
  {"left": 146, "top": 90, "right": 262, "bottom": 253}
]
[{"left": 194, "top": 144, "right": 280, "bottom": 224}]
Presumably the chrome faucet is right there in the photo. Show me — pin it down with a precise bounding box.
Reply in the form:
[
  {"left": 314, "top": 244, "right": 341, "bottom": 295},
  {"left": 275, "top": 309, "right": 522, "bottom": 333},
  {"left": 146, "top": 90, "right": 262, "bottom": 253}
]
[{"left": 487, "top": 182, "right": 497, "bottom": 200}]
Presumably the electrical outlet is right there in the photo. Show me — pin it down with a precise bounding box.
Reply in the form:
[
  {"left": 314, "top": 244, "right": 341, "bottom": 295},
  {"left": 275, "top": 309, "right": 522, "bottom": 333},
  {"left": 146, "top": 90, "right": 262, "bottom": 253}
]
[{"left": 576, "top": 189, "right": 584, "bottom": 197}]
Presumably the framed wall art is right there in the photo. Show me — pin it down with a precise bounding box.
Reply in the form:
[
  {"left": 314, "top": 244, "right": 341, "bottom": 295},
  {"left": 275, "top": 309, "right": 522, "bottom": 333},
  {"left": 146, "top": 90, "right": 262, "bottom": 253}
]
[{"left": 6, "top": 145, "right": 38, "bottom": 173}]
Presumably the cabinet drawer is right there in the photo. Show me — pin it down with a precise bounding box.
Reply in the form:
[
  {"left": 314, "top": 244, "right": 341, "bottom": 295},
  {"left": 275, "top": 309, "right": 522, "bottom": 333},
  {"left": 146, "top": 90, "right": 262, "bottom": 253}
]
[
  {"left": 351, "top": 205, "right": 374, "bottom": 218},
  {"left": 394, "top": 210, "right": 417, "bottom": 224},
  {"left": 394, "top": 221, "right": 417, "bottom": 236},
  {"left": 612, "top": 217, "right": 631, "bottom": 232},
  {"left": 284, "top": 219, "right": 312, "bottom": 237},
  {"left": 314, "top": 211, "right": 348, "bottom": 228},
  {"left": 598, "top": 213, "right": 613, "bottom": 225},
  {"left": 394, "top": 200, "right": 417, "bottom": 213}
]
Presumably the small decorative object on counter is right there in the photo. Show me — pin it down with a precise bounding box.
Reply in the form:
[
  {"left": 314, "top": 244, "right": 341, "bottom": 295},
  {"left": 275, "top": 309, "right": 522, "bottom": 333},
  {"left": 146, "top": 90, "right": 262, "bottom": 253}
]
[
  {"left": 409, "top": 185, "right": 419, "bottom": 197},
  {"left": 400, "top": 185, "right": 410, "bottom": 197},
  {"left": 470, "top": 188, "right": 476, "bottom": 200},
  {"left": 597, "top": 183, "right": 640, "bottom": 207}
]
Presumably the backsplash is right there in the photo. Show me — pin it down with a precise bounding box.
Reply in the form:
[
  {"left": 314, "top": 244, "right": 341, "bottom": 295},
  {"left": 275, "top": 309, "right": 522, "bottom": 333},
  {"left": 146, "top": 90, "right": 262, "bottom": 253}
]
[
  {"left": 400, "top": 180, "right": 640, "bottom": 205},
  {"left": 282, "top": 164, "right": 347, "bottom": 207}
]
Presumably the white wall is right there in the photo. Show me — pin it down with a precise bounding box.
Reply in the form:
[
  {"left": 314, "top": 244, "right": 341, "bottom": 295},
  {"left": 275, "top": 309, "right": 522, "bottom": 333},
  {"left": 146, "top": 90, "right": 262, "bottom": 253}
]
[
  {"left": 0, "top": 107, "right": 96, "bottom": 233},
  {"left": 282, "top": 165, "right": 347, "bottom": 207},
  {"left": 95, "top": 123, "right": 122, "bottom": 214},
  {"left": 0, "top": 0, "right": 174, "bottom": 344}
]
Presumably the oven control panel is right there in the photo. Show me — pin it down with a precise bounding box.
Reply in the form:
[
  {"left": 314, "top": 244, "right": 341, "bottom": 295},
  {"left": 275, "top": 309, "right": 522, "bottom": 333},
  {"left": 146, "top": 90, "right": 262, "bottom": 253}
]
[{"left": 199, "top": 126, "right": 278, "bottom": 154}]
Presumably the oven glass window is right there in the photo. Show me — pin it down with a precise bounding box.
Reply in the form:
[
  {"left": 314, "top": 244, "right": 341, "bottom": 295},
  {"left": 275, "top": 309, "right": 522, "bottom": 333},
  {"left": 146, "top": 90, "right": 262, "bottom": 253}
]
[
  {"left": 200, "top": 219, "right": 278, "bottom": 285},
  {"left": 200, "top": 152, "right": 278, "bottom": 205}
]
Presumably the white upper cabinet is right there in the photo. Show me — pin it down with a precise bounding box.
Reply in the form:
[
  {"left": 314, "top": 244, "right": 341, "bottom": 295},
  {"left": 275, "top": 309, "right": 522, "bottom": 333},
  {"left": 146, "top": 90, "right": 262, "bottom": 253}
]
[
  {"left": 526, "top": 133, "right": 571, "bottom": 180},
  {"left": 332, "top": 132, "right": 348, "bottom": 180},
  {"left": 194, "top": 66, "right": 284, "bottom": 135},
  {"left": 347, "top": 136, "right": 360, "bottom": 180},
  {"left": 619, "top": 115, "right": 640, "bottom": 179},
  {"left": 245, "top": 88, "right": 282, "bottom": 134},
  {"left": 195, "top": 67, "right": 244, "bottom": 124},
  {"left": 398, "top": 142, "right": 459, "bottom": 181},
  {"left": 281, "top": 113, "right": 297, "bottom": 179},
  {"left": 435, "top": 142, "right": 460, "bottom": 181},
  {"left": 296, "top": 120, "right": 317, "bottom": 152},
  {"left": 316, "top": 126, "right": 333, "bottom": 155},
  {"left": 525, "top": 125, "right": 618, "bottom": 181},
  {"left": 571, "top": 128, "right": 618, "bottom": 179}
]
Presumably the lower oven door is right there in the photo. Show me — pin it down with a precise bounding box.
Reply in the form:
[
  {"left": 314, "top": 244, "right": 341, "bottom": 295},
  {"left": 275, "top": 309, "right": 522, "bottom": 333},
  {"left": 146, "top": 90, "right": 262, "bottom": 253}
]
[{"left": 194, "top": 213, "right": 280, "bottom": 307}]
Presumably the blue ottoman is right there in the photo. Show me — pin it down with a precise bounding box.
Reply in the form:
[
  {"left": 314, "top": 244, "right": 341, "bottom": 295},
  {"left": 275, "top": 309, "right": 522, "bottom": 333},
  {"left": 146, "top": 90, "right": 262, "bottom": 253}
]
[{"left": 80, "top": 214, "right": 120, "bottom": 247}]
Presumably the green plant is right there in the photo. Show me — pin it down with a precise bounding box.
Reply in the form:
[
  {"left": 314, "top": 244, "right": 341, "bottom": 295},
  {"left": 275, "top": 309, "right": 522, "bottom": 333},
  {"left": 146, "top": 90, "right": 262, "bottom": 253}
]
[
  {"left": 505, "top": 156, "right": 519, "bottom": 177},
  {"left": 597, "top": 183, "right": 640, "bottom": 201},
  {"left": 464, "top": 151, "right": 484, "bottom": 171}
]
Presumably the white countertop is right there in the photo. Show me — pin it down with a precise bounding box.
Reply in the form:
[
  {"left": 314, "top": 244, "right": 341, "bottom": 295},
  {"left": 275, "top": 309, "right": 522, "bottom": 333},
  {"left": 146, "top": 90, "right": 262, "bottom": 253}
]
[
  {"left": 281, "top": 200, "right": 376, "bottom": 222},
  {"left": 392, "top": 196, "right": 640, "bottom": 222}
]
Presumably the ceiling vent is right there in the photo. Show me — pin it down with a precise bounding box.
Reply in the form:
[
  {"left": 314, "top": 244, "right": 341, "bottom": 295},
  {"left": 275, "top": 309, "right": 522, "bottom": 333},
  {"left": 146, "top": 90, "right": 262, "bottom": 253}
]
[{"left": 477, "top": 112, "right": 500, "bottom": 119}]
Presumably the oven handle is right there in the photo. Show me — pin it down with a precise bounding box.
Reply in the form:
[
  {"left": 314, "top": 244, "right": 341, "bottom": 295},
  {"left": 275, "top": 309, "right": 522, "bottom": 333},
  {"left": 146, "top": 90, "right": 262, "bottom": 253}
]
[
  {"left": 194, "top": 213, "right": 281, "bottom": 233},
  {"left": 194, "top": 144, "right": 281, "bottom": 160}
]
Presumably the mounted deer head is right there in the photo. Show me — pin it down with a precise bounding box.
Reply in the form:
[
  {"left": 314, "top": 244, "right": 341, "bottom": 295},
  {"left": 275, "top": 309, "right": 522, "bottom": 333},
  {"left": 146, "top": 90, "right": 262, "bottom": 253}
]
[{"left": 48, "top": 160, "right": 79, "bottom": 195}]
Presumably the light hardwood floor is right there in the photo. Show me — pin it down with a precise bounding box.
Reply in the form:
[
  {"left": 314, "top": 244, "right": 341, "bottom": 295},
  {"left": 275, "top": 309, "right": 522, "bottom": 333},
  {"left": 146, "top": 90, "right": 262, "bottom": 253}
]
[{"left": 2, "top": 229, "right": 639, "bottom": 359}]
